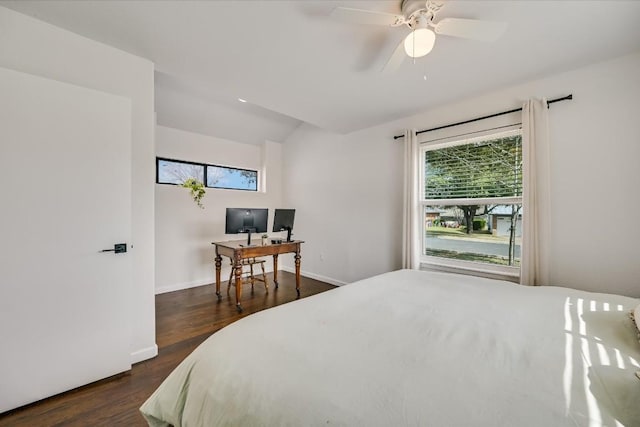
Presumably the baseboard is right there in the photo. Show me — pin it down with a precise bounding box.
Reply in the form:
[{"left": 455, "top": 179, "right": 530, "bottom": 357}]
[
  {"left": 281, "top": 266, "right": 347, "bottom": 287},
  {"left": 155, "top": 279, "right": 212, "bottom": 295},
  {"left": 131, "top": 344, "right": 158, "bottom": 364}
]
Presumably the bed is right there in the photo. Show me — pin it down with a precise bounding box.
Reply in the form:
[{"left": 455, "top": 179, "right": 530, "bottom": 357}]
[{"left": 140, "top": 269, "right": 640, "bottom": 426}]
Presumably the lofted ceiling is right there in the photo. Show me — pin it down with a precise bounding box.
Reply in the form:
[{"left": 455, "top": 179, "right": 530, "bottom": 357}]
[{"left": 3, "top": 1, "right": 640, "bottom": 145}]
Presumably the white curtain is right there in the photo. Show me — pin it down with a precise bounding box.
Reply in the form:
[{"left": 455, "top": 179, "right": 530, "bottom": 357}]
[
  {"left": 520, "top": 98, "right": 551, "bottom": 286},
  {"left": 402, "top": 129, "right": 420, "bottom": 270}
]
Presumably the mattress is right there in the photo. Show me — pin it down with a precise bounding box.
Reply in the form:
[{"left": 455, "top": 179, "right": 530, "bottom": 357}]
[{"left": 141, "top": 269, "right": 640, "bottom": 426}]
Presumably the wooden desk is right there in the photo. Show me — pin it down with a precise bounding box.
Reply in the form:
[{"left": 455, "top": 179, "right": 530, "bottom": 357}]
[{"left": 212, "top": 240, "right": 304, "bottom": 312}]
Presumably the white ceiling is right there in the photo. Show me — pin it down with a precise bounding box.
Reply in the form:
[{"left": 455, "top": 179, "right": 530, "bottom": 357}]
[{"left": 3, "top": 1, "right": 640, "bottom": 145}]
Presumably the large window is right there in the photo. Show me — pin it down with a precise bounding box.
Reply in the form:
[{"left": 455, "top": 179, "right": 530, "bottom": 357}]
[
  {"left": 156, "top": 157, "right": 258, "bottom": 191},
  {"left": 421, "top": 129, "right": 522, "bottom": 274}
]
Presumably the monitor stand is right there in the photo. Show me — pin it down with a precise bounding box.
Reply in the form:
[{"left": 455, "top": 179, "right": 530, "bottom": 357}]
[
  {"left": 238, "top": 230, "right": 254, "bottom": 247},
  {"left": 285, "top": 227, "right": 292, "bottom": 242}
]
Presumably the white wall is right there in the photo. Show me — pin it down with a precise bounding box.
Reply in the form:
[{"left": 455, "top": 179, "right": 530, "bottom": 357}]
[
  {"left": 0, "top": 7, "right": 157, "bottom": 362},
  {"left": 282, "top": 51, "right": 640, "bottom": 298},
  {"left": 282, "top": 125, "right": 403, "bottom": 286},
  {"left": 155, "top": 126, "right": 284, "bottom": 293}
]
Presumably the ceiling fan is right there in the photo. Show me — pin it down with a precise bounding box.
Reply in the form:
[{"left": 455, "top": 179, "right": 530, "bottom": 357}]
[{"left": 331, "top": 0, "right": 507, "bottom": 72}]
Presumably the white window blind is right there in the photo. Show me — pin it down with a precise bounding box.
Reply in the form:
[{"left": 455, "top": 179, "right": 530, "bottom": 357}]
[{"left": 424, "top": 129, "right": 522, "bottom": 202}]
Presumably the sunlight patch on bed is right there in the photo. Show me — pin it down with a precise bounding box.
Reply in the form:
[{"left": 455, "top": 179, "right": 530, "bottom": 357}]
[
  {"left": 581, "top": 338, "right": 603, "bottom": 426},
  {"left": 614, "top": 349, "right": 625, "bottom": 369},
  {"left": 596, "top": 342, "right": 610, "bottom": 366},
  {"left": 563, "top": 297, "right": 573, "bottom": 413},
  {"left": 577, "top": 298, "right": 586, "bottom": 337},
  {"left": 566, "top": 297, "right": 608, "bottom": 426},
  {"left": 561, "top": 295, "right": 640, "bottom": 425}
]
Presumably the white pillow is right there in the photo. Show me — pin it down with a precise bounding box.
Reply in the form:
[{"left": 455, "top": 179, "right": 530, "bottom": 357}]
[
  {"left": 631, "top": 304, "right": 640, "bottom": 342},
  {"left": 628, "top": 306, "right": 639, "bottom": 381}
]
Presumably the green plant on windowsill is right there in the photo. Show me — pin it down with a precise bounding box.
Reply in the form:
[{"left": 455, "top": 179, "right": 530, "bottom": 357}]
[{"left": 181, "top": 178, "right": 206, "bottom": 209}]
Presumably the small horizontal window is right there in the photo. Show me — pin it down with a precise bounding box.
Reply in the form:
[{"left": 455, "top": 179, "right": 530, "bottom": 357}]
[
  {"left": 157, "top": 159, "right": 204, "bottom": 185},
  {"left": 156, "top": 157, "right": 258, "bottom": 192},
  {"left": 207, "top": 165, "right": 257, "bottom": 191}
]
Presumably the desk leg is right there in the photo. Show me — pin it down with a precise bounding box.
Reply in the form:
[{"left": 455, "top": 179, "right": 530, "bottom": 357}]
[
  {"left": 234, "top": 254, "right": 243, "bottom": 312},
  {"left": 214, "top": 254, "right": 222, "bottom": 300},
  {"left": 294, "top": 252, "right": 301, "bottom": 297},
  {"left": 272, "top": 254, "right": 279, "bottom": 289}
]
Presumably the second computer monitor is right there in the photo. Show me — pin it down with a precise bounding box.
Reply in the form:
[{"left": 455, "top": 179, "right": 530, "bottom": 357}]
[{"left": 273, "top": 209, "right": 295, "bottom": 242}]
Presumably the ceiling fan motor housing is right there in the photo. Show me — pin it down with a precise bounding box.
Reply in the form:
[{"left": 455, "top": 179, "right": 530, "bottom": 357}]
[
  {"left": 401, "top": 0, "right": 442, "bottom": 29},
  {"left": 401, "top": 0, "right": 427, "bottom": 17}
]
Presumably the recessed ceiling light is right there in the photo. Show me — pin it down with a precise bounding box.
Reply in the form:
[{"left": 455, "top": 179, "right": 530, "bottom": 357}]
[{"left": 238, "top": 98, "right": 247, "bottom": 103}]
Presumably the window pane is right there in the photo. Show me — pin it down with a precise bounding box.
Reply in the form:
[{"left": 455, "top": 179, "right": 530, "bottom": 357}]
[
  {"left": 157, "top": 159, "right": 204, "bottom": 184},
  {"left": 425, "top": 133, "right": 522, "bottom": 200},
  {"left": 424, "top": 204, "right": 522, "bottom": 267},
  {"left": 207, "top": 166, "right": 257, "bottom": 191}
]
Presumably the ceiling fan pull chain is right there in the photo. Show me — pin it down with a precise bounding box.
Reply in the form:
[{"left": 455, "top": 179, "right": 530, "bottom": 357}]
[{"left": 413, "top": 29, "right": 416, "bottom": 62}]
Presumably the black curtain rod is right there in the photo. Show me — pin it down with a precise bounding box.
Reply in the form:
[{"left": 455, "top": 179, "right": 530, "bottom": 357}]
[{"left": 393, "top": 94, "right": 573, "bottom": 140}]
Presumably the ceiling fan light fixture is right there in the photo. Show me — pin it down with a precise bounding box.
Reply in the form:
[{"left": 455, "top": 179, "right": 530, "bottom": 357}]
[{"left": 403, "top": 28, "right": 435, "bottom": 58}]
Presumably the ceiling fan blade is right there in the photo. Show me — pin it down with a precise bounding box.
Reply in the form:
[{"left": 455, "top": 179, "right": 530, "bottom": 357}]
[
  {"left": 381, "top": 38, "right": 406, "bottom": 73},
  {"left": 434, "top": 18, "right": 507, "bottom": 42},
  {"left": 331, "top": 7, "right": 403, "bottom": 26}
]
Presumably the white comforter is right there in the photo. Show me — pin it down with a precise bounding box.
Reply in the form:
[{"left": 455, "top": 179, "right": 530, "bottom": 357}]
[{"left": 141, "top": 269, "right": 640, "bottom": 426}]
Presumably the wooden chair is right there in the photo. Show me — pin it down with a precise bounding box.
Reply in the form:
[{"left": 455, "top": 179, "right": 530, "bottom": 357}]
[{"left": 228, "top": 258, "right": 269, "bottom": 294}]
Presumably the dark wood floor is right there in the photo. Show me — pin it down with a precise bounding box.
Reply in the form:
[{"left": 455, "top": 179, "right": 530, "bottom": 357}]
[{"left": 0, "top": 272, "right": 335, "bottom": 426}]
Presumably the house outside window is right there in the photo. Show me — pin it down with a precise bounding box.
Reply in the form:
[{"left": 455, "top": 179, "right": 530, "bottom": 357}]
[{"left": 421, "top": 129, "right": 522, "bottom": 277}]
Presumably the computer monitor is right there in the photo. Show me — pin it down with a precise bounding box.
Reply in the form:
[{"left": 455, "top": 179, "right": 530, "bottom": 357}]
[
  {"left": 225, "top": 208, "right": 268, "bottom": 246},
  {"left": 272, "top": 209, "right": 295, "bottom": 242}
]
